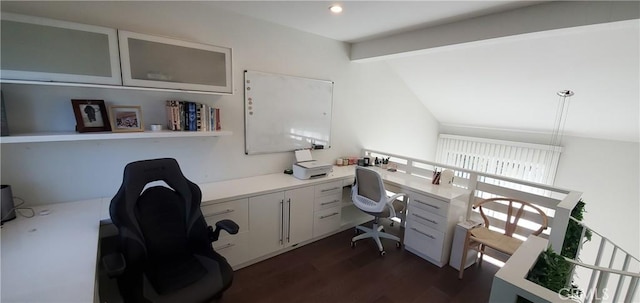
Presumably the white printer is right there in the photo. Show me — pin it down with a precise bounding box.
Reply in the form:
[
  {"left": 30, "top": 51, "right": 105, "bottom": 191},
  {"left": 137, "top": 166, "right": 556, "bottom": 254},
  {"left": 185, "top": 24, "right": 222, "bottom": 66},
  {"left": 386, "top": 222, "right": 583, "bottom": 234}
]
[{"left": 292, "top": 149, "right": 333, "bottom": 180}]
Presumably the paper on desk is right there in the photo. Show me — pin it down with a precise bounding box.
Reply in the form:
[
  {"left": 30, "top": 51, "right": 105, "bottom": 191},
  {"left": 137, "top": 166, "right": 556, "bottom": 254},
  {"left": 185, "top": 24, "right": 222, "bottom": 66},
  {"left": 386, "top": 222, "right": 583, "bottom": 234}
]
[
  {"left": 295, "top": 149, "right": 314, "bottom": 162},
  {"left": 459, "top": 220, "right": 483, "bottom": 229}
]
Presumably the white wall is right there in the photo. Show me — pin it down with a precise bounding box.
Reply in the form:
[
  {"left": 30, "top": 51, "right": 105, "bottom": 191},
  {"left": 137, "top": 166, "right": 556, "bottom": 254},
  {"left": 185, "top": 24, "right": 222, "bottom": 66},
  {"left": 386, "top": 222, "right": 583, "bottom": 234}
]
[
  {"left": 554, "top": 136, "right": 640, "bottom": 257},
  {"left": 340, "top": 61, "right": 441, "bottom": 161},
  {"left": 0, "top": 2, "right": 439, "bottom": 204}
]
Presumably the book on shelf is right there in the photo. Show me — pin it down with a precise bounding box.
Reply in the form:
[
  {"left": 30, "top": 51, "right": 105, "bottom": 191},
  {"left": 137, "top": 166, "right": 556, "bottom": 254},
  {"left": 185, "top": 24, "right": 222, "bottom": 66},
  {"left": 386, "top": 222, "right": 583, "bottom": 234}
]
[
  {"left": 187, "top": 102, "right": 197, "bottom": 131},
  {"left": 165, "top": 100, "right": 181, "bottom": 131},
  {"left": 166, "top": 100, "right": 221, "bottom": 132},
  {"left": 197, "top": 103, "right": 209, "bottom": 132},
  {"left": 215, "top": 108, "right": 221, "bottom": 131},
  {"left": 209, "top": 107, "right": 221, "bottom": 131}
]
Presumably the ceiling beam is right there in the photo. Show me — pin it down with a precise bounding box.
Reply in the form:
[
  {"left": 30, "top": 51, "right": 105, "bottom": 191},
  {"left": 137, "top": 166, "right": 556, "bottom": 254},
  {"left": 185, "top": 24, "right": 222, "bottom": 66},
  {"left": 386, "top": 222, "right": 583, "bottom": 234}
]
[{"left": 350, "top": 1, "right": 639, "bottom": 62}]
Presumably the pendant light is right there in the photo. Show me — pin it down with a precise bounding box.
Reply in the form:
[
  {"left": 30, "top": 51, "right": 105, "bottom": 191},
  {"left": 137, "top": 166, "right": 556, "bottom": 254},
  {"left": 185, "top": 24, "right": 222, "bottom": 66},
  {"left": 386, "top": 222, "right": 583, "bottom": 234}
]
[{"left": 545, "top": 90, "right": 574, "bottom": 185}]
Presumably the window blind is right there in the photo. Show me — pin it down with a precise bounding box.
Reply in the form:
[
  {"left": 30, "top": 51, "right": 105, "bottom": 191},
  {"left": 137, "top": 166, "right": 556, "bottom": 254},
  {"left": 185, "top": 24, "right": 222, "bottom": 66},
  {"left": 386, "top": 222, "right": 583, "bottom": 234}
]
[{"left": 435, "top": 134, "right": 561, "bottom": 186}]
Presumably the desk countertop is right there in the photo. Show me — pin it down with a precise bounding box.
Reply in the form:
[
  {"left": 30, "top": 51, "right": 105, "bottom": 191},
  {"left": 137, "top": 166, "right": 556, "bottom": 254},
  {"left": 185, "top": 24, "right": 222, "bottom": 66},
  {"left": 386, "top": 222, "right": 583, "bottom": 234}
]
[
  {"left": 1, "top": 198, "right": 104, "bottom": 303},
  {"left": 369, "top": 166, "right": 468, "bottom": 201},
  {"left": 198, "top": 165, "right": 468, "bottom": 205},
  {"left": 198, "top": 165, "right": 356, "bottom": 204}
]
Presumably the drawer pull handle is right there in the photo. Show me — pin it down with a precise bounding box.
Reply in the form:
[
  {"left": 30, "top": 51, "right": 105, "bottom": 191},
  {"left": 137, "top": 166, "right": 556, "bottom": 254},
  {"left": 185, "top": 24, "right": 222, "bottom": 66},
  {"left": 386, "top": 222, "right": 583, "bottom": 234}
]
[
  {"left": 204, "top": 208, "right": 235, "bottom": 217},
  {"left": 214, "top": 243, "right": 235, "bottom": 250},
  {"left": 414, "top": 200, "right": 440, "bottom": 210},
  {"left": 320, "top": 212, "right": 340, "bottom": 219},
  {"left": 411, "top": 227, "right": 436, "bottom": 239},
  {"left": 321, "top": 187, "right": 340, "bottom": 193},
  {"left": 412, "top": 213, "right": 438, "bottom": 225},
  {"left": 320, "top": 199, "right": 341, "bottom": 206}
]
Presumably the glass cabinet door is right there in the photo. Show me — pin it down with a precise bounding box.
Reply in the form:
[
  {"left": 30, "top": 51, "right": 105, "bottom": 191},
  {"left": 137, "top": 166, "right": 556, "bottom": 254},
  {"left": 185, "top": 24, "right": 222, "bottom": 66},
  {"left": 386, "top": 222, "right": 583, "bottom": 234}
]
[
  {"left": 0, "top": 13, "right": 121, "bottom": 85},
  {"left": 118, "top": 30, "right": 232, "bottom": 94}
]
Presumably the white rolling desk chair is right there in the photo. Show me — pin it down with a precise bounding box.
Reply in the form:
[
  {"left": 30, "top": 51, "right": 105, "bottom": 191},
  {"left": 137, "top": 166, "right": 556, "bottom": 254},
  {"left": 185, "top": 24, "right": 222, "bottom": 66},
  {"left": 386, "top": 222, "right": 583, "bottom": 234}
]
[{"left": 350, "top": 166, "right": 408, "bottom": 256}]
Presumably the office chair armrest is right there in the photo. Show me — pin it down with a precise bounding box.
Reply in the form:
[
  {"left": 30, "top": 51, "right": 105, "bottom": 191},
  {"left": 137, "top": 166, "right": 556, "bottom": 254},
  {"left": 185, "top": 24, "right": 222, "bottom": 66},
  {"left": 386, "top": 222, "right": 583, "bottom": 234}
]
[
  {"left": 208, "top": 219, "right": 239, "bottom": 242},
  {"left": 388, "top": 193, "right": 408, "bottom": 205},
  {"left": 386, "top": 193, "right": 408, "bottom": 218},
  {"left": 102, "top": 253, "right": 126, "bottom": 278}
]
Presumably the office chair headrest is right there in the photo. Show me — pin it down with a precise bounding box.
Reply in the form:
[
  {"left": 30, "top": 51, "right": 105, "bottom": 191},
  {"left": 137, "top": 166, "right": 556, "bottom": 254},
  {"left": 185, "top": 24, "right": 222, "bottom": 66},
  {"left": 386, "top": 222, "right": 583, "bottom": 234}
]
[
  {"left": 110, "top": 158, "right": 203, "bottom": 256},
  {"left": 119, "top": 158, "right": 194, "bottom": 209}
]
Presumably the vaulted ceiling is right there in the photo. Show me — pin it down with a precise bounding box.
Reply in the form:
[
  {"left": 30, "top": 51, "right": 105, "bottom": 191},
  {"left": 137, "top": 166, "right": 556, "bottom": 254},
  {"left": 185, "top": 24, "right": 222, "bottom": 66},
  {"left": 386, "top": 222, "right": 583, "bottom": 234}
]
[{"left": 208, "top": 1, "right": 640, "bottom": 143}]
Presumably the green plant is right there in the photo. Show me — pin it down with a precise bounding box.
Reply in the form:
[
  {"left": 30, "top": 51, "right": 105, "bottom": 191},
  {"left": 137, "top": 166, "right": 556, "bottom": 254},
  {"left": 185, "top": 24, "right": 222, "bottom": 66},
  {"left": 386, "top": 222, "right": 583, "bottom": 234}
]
[
  {"left": 522, "top": 200, "right": 591, "bottom": 302},
  {"left": 526, "top": 247, "right": 581, "bottom": 299},
  {"left": 561, "top": 199, "right": 592, "bottom": 259}
]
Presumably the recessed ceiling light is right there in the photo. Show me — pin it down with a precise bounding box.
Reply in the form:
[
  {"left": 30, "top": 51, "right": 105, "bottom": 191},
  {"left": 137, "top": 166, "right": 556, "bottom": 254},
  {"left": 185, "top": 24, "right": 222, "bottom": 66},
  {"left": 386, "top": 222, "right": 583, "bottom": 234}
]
[{"left": 329, "top": 5, "right": 343, "bottom": 14}]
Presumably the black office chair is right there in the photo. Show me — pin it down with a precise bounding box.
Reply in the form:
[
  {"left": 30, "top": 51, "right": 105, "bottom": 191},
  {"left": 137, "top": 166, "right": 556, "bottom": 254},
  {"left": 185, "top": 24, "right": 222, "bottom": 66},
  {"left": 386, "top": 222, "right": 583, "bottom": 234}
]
[{"left": 102, "top": 158, "right": 238, "bottom": 302}]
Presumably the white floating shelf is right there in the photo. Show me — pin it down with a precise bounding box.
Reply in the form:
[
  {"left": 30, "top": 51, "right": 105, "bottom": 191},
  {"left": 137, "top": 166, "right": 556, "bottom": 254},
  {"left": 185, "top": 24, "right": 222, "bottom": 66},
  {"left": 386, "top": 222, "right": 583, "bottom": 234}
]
[
  {"left": 0, "top": 130, "right": 232, "bottom": 144},
  {"left": 0, "top": 79, "right": 234, "bottom": 96}
]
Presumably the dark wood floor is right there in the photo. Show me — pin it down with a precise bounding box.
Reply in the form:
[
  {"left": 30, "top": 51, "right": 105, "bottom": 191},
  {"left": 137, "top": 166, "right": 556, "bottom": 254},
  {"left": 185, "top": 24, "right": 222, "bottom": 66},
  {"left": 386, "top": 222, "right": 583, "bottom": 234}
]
[{"left": 220, "top": 221, "right": 499, "bottom": 303}]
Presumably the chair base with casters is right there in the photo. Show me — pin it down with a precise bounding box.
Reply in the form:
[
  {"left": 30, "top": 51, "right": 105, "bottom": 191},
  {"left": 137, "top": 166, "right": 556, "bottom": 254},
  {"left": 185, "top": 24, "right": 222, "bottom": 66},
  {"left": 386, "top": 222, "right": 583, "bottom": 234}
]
[{"left": 351, "top": 217, "right": 402, "bottom": 256}]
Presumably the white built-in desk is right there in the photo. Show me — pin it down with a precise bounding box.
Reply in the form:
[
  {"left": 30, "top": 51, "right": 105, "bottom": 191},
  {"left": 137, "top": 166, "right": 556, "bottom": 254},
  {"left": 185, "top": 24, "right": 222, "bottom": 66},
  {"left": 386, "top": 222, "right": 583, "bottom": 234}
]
[
  {"left": 0, "top": 198, "right": 107, "bottom": 303},
  {"left": 366, "top": 167, "right": 471, "bottom": 266},
  {"left": 0, "top": 165, "right": 469, "bottom": 302}
]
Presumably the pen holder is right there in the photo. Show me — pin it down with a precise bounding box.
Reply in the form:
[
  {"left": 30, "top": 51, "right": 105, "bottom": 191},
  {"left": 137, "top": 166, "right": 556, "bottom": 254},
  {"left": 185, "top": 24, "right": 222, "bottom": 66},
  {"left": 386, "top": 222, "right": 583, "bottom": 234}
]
[{"left": 432, "top": 171, "right": 441, "bottom": 185}]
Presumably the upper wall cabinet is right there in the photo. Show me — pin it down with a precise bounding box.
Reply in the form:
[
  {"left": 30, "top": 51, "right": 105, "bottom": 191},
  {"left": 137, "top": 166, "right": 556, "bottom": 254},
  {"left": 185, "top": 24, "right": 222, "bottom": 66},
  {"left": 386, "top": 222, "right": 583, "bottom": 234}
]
[
  {"left": 118, "top": 30, "right": 233, "bottom": 94},
  {"left": 0, "top": 13, "right": 122, "bottom": 85}
]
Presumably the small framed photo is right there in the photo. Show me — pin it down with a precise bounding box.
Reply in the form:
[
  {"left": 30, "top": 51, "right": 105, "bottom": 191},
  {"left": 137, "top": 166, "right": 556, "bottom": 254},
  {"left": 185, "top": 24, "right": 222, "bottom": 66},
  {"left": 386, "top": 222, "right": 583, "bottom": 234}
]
[
  {"left": 71, "top": 99, "right": 111, "bottom": 133},
  {"left": 109, "top": 105, "right": 144, "bottom": 132}
]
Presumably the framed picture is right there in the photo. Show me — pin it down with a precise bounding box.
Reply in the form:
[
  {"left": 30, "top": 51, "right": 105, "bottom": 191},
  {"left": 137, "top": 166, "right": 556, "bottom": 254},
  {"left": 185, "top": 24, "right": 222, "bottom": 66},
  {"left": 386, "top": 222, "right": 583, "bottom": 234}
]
[
  {"left": 71, "top": 99, "right": 111, "bottom": 133},
  {"left": 109, "top": 105, "right": 144, "bottom": 132}
]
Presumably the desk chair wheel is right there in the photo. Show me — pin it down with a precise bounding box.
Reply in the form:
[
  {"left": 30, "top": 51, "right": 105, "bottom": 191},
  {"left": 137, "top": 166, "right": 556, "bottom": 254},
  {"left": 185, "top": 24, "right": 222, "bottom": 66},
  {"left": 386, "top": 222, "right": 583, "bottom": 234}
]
[
  {"left": 380, "top": 250, "right": 386, "bottom": 256},
  {"left": 396, "top": 242, "right": 401, "bottom": 249},
  {"left": 351, "top": 241, "right": 356, "bottom": 248}
]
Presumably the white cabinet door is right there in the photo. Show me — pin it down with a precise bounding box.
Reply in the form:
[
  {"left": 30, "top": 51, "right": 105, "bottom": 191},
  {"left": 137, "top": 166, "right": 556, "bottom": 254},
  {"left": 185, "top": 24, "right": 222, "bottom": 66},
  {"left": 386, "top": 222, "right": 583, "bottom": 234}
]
[
  {"left": 0, "top": 13, "right": 121, "bottom": 85},
  {"left": 284, "top": 186, "right": 314, "bottom": 246},
  {"left": 248, "top": 186, "right": 314, "bottom": 260},
  {"left": 118, "top": 30, "right": 232, "bottom": 93},
  {"left": 248, "top": 191, "right": 284, "bottom": 260}
]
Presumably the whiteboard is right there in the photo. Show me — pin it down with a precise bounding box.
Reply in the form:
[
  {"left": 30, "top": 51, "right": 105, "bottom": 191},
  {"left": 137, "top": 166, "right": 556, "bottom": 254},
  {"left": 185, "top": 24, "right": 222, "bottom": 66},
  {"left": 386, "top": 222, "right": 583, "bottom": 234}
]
[{"left": 244, "top": 70, "right": 333, "bottom": 155}]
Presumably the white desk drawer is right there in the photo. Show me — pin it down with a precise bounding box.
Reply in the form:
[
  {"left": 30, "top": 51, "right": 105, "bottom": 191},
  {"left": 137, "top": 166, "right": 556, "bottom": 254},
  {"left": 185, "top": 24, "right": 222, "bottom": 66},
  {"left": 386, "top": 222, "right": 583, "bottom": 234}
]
[
  {"left": 404, "top": 219, "right": 444, "bottom": 262},
  {"left": 314, "top": 193, "right": 342, "bottom": 211},
  {"left": 313, "top": 206, "right": 341, "bottom": 237},
  {"left": 213, "top": 231, "right": 249, "bottom": 268},
  {"left": 407, "top": 205, "right": 446, "bottom": 233},
  {"left": 202, "top": 198, "right": 249, "bottom": 233},
  {"left": 315, "top": 181, "right": 342, "bottom": 197},
  {"left": 409, "top": 192, "right": 448, "bottom": 217}
]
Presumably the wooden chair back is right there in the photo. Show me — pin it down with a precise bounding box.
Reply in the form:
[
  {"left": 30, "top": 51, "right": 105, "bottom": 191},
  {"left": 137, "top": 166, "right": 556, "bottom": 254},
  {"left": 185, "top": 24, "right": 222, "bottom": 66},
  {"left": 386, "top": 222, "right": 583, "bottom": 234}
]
[{"left": 473, "top": 197, "right": 548, "bottom": 237}]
